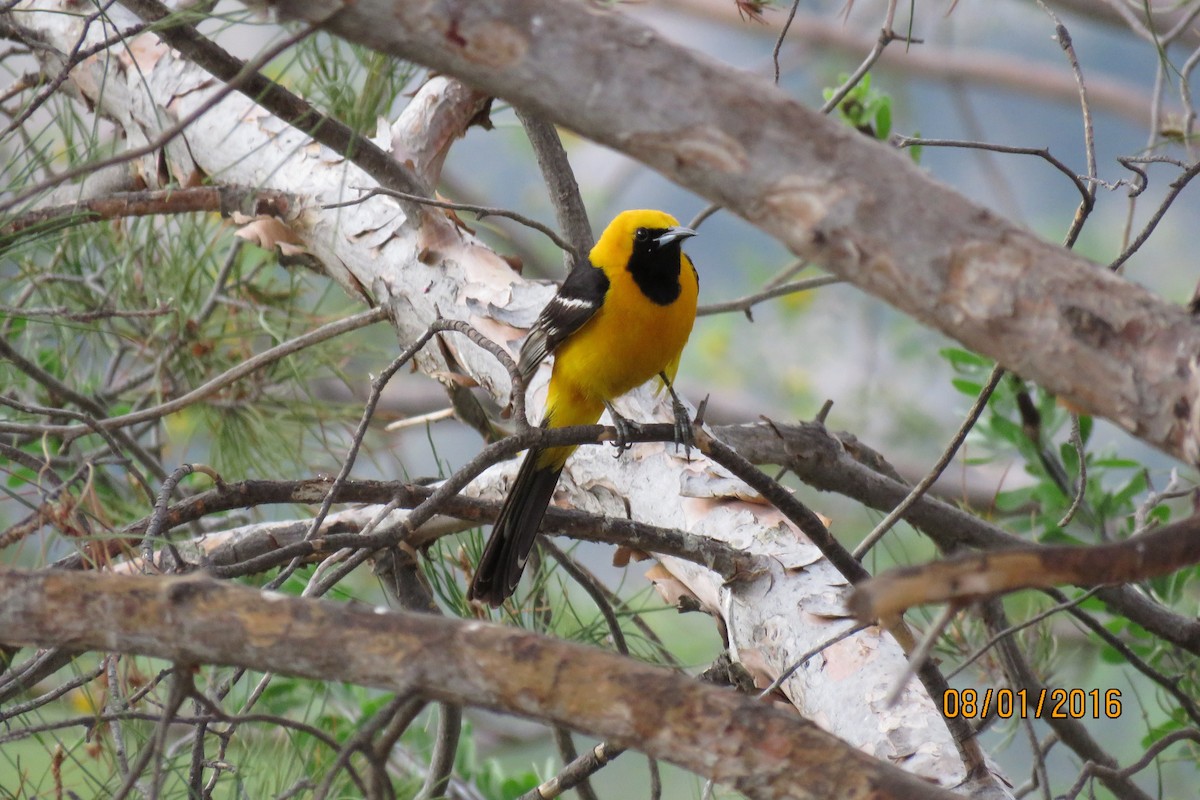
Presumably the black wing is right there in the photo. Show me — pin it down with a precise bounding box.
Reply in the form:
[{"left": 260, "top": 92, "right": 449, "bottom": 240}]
[{"left": 518, "top": 261, "right": 609, "bottom": 380}]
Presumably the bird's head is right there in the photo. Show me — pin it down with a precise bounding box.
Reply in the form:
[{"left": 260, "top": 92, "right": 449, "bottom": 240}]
[{"left": 592, "top": 209, "right": 696, "bottom": 274}]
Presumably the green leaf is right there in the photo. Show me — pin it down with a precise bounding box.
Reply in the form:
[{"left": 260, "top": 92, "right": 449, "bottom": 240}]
[
  {"left": 874, "top": 97, "right": 892, "bottom": 139},
  {"left": 987, "top": 414, "right": 1024, "bottom": 446},
  {"left": 907, "top": 131, "right": 923, "bottom": 164},
  {"left": 994, "top": 485, "right": 1036, "bottom": 512},
  {"left": 1091, "top": 457, "right": 1141, "bottom": 468},
  {"left": 1149, "top": 505, "right": 1171, "bottom": 525},
  {"left": 1107, "top": 471, "right": 1148, "bottom": 515},
  {"left": 1077, "top": 414, "right": 1093, "bottom": 444},
  {"left": 940, "top": 347, "right": 992, "bottom": 370},
  {"left": 951, "top": 377, "right": 983, "bottom": 397},
  {"left": 1059, "top": 440, "right": 1080, "bottom": 474}
]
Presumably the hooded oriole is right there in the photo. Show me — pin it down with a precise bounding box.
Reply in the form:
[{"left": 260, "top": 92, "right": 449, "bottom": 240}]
[{"left": 468, "top": 209, "right": 699, "bottom": 606}]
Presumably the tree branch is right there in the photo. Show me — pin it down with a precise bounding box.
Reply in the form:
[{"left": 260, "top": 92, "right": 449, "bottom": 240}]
[{"left": 0, "top": 566, "right": 959, "bottom": 800}]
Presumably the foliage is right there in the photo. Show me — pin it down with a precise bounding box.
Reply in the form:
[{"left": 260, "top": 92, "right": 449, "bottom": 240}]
[{"left": 943, "top": 346, "right": 1199, "bottom": 739}]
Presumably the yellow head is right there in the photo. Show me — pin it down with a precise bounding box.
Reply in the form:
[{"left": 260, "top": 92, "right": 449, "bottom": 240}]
[
  {"left": 591, "top": 209, "right": 688, "bottom": 264},
  {"left": 589, "top": 210, "right": 696, "bottom": 306}
]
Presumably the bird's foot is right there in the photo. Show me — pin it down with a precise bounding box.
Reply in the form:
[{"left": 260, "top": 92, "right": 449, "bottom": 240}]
[
  {"left": 659, "top": 371, "right": 694, "bottom": 459},
  {"left": 605, "top": 402, "right": 639, "bottom": 456},
  {"left": 671, "top": 396, "right": 695, "bottom": 459}
]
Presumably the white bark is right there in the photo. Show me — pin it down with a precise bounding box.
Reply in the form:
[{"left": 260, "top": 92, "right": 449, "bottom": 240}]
[{"left": 6, "top": 1, "right": 1004, "bottom": 791}]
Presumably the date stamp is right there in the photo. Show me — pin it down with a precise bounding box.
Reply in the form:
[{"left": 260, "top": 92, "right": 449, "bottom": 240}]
[{"left": 943, "top": 688, "right": 1122, "bottom": 719}]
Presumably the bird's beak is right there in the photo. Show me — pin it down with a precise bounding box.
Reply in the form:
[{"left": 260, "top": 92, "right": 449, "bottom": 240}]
[{"left": 655, "top": 226, "right": 697, "bottom": 247}]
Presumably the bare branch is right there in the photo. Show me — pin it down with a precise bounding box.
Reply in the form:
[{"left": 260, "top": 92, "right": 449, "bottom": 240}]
[
  {"left": 0, "top": 186, "right": 293, "bottom": 248},
  {"left": 697, "top": 274, "right": 840, "bottom": 318},
  {"left": 323, "top": 186, "right": 576, "bottom": 255},
  {"left": 0, "top": 566, "right": 963, "bottom": 800},
  {"left": 515, "top": 108, "right": 592, "bottom": 264},
  {"left": 847, "top": 513, "right": 1200, "bottom": 621}
]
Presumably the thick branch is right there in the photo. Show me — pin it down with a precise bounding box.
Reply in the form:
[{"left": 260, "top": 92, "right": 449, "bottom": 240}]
[
  {"left": 70, "top": 471, "right": 758, "bottom": 580},
  {"left": 0, "top": 567, "right": 954, "bottom": 800},
  {"left": 848, "top": 513, "right": 1200, "bottom": 621},
  {"left": 270, "top": 0, "right": 1200, "bottom": 463}
]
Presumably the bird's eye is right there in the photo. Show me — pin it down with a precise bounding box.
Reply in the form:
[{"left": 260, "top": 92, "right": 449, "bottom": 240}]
[{"left": 634, "top": 227, "right": 650, "bottom": 242}]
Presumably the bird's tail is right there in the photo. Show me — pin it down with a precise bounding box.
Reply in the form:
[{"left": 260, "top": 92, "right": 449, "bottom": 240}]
[{"left": 468, "top": 445, "right": 565, "bottom": 606}]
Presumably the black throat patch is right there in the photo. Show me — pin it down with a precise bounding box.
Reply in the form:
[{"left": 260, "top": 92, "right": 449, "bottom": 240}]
[{"left": 626, "top": 229, "right": 683, "bottom": 306}]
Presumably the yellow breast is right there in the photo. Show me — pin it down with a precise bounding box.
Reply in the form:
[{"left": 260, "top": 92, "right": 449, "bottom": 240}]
[{"left": 550, "top": 257, "right": 697, "bottom": 407}]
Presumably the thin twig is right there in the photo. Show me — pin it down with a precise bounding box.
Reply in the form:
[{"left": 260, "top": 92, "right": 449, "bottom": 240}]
[
  {"left": 104, "top": 657, "right": 134, "bottom": 781},
  {"left": 0, "top": 392, "right": 159, "bottom": 501},
  {"left": 883, "top": 604, "right": 958, "bottom": 707},
  {"left": 1132, "top": 468, "right": 1192, "bottom": 535},
  {"left": 853, "top": 364, "right": 1004, "bottom": 558},
  {"left": 515, "top": 107, "right": 592, "bottom": 265},
  {"left": 142, "top": 463, "right": 221, "bottom": 567},
  {"left": 0, "top": 660, "right": 106, "bottom": 723},
  {"left": 1109, "top": 159, "right": 1200, "bottom": 271},
  {"left": 0, "top": 24, "right": 318, "bottom": 215},
  {"left": 947, "top": 589, "right": 1099, "bottom": 681},
  {"left": 1056, "top": 589, "right": 1200, "bottom": 728},
  {"left": 771, "top": 0, "right": 802, "bottom": 85},
  {"left": 312, "top": 694, "right": 422, "bottom": 800},
  {"left": 109, "top": 668, "right": 191, "bottom": 800},
  {"left": 384, "top": 407, "right": 455, "bottom": 431},
  {"left": 1062, "top": 729, "right": 1200, "bottom": 800},
  {"left": 757, "top": 623, "right": 869, "bottom": 698},
  {"left": 539, "top": 539, "right": 628, "bottom": 655},
  {"left": 1162, "top": 1, "right": 1200, "bottom": 45},
  {"left": 1035, "top": 5, "right": 1097, "bottom": 248},
  {"left": 893, "top": 136, "right": 1092, "bottom": 208},
  {"left": 820, "top": 11, "right": 915, "bottom": 116},
  {"left": 1056, "top": 416, "right": 1087, "bottom": 528},
  {"left": 1018, "top": 702, "right": 1052, "bottom": 800},
  {"left": 295, "top": 498, "right": 404, "bottom": 596},
  {"left": 416, "top": 703, "right": 461, "bottom": 800},
  {"left": 1, "top": 186, "right": 292, "bottom": 249},
  {"left": 0, "top": 306, "right": 389, "bottom": 437},
  {"left": 0, "top": 302, "right": 173, "bottom": 322},
  {"left": 324, "top": 187, "right": 576, "bottom": 256},
  {"left": 148, "top": 669, "right": 194, "bottom": 800},
  {"left": 551, "top": 729, "right": 601, "bottom": 800},
  {"left": 698, "top": 274, "right": 840, "bottom": 318},
  {"left": 518, "top": 742, "right": 623, "bottom": 800},
  {"left": 285, "top": 317, "right": 523, "bottom": 589}
]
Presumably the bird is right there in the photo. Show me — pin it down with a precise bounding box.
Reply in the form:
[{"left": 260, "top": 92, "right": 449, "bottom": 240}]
[{"left": 468, "top": 209, "right": 700, "bottom": 606}]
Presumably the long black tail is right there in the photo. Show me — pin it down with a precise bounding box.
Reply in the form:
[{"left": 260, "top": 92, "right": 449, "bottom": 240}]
[{"left": 468, "top": 447, "right": 564, "bottom": 606}]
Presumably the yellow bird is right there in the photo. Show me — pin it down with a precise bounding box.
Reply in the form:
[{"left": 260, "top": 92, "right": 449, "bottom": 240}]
[{"left": 469, "top": 209, "right": 700, "bottom": 606}]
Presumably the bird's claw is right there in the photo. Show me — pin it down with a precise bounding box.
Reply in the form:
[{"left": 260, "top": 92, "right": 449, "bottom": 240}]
[
  {"left": 606, "top": 403, "right": 638, "bottom": 456},
  {"left": 672, "top": 398, "right": 694, "bottom": 459},
  {"left": 659, "top": 371, "right": 694, "bottom": 459}
]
